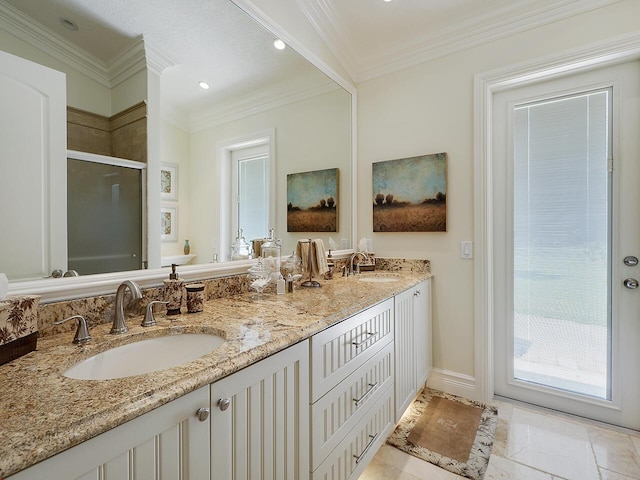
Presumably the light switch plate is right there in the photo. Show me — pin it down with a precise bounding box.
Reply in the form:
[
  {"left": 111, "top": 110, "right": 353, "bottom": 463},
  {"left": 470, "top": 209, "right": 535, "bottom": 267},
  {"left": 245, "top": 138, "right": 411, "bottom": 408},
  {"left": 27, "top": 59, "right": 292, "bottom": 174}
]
[{"left": 460, "top": 241, "right": 473, "bottom": 259}]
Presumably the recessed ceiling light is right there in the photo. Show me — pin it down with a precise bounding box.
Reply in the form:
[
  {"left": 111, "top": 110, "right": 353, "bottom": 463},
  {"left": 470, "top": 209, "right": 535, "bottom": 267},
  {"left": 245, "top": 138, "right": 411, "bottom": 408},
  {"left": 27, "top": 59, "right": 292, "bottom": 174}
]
[
  {"left": 383, "top": 0, "right": 392, "bottom": 2},
  {"left": 198, "top": 81, "right": 210, "bottom": 90},
  {"left": 60, "top": 17, "right": 78, "bottom": 31},
  {"left": 273, "top": 39, "right": 286, "bottom": 50}
]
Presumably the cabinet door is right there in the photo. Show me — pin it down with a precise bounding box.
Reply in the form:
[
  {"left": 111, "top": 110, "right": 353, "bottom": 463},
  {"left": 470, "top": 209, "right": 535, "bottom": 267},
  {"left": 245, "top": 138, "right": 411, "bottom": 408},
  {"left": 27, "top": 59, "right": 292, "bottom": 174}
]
[
  {"left": 210, "top": 340, "right": 309, "bottom": 480},
  {"left": 414, "top": 279, "right": 432, "bottom": 388},
  {"left": 394, "top": 287, "right": 417, "bottom": 421},
  {"left": 8, "top": 386, "right": 211, "bottom": 480}
]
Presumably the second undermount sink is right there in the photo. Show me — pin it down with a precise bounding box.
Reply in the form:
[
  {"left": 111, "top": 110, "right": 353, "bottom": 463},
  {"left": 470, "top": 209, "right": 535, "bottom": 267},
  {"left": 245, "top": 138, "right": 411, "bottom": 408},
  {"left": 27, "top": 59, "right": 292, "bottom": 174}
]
[
  {"left": 358, "top": 274, "right": 400, "bottom": 283},
  {"left": 63, "top": 333, "right": 225, "bottom": 380}
]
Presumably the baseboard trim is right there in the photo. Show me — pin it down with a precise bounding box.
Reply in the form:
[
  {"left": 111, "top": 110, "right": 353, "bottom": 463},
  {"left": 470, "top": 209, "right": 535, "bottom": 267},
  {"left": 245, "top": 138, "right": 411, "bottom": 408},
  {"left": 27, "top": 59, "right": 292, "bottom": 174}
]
[{"left": 427, "top": 368, "right": 479, "bottom": 401}]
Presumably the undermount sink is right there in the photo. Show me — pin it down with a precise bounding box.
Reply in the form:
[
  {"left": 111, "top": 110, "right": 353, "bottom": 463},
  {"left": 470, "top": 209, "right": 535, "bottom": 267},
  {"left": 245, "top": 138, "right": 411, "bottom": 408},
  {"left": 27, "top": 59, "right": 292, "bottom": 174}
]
[
  {"left": 358, "top": 275, "right": 400, "bottom": 283},
  {"left": 63, "top": 333, "right": 225, "bottom": 380}
]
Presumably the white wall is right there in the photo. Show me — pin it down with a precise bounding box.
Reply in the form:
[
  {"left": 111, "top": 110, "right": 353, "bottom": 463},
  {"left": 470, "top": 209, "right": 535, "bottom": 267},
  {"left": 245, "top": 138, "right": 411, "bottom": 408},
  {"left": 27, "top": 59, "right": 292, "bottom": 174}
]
[
  {"left": 160, "top": 120, "right": 191, "bottom": 258},
  {"left": 357, "top": 0, "right": 640, "bottom": 393},
  {"left": 189, "top": 88, "right": 352, "bottom": 262},
  {"left": 0, "top": 29, "right": 111, "bottom": 115},
  {"left": 0, "top": 28, "right": 147, "bottom": 117}
]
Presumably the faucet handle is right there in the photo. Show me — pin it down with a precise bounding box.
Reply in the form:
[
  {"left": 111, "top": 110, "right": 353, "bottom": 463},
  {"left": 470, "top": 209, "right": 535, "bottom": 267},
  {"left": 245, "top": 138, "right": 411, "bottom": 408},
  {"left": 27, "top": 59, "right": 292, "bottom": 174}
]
[
  {"left": 142, "top": 301, "right": 168, "bottom": 327},
  {"left": 53, "top": 315, "right": 92, "bottom": 344}
]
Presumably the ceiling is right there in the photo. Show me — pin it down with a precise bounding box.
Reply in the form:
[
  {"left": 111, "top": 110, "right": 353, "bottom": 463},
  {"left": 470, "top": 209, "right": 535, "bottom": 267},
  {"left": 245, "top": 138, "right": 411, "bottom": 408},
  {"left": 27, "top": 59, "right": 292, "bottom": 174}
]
[
  {"left": 1, "top": 0, "right": 326, "bottom": 121},
  {"left": 295, "top": 0, "right": 621, "bottom": 82},
  {"left": 1, "top": 0, "right": 621, "bottom": 115}
]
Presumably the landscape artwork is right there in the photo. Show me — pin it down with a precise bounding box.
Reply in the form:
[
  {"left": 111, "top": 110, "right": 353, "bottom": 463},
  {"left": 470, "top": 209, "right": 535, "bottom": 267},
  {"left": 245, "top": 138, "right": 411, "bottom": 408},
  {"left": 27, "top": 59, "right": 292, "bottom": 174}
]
[
  {"left": 287, "top": 168, "right": 338, "bottom": 232},
  {"left": 372, "top": 153, "right": 447, "bottom": 232}
]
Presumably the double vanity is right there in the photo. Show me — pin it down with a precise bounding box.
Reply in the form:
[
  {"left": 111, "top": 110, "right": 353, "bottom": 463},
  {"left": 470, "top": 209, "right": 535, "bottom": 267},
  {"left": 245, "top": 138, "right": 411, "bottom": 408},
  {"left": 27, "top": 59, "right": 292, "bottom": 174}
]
[{"left": 1, "top": 264, "right": 432, "bottom": 479}]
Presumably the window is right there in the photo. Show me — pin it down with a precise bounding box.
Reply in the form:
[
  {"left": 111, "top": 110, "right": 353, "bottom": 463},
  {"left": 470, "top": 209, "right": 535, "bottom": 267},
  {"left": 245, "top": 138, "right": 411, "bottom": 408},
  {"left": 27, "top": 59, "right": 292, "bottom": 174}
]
[
  {"left": 231, "top": 144, "right": 270, "bottom": 242},
  {"left": 217, "top": 129, "right": 275, "bottom": 260}
]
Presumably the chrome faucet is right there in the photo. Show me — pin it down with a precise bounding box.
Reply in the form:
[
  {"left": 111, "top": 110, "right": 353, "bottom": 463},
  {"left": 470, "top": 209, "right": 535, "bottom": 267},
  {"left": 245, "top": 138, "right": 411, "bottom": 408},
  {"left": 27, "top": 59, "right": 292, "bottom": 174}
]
[
  {"left": 53, "top": 315, "right": 92, "bottom": 344},
  {"left": 111, "top": 280, "right": 143, "bottom": 334},
  {"left": 349, "top": 252, "right": 369, "bottom": 276}
]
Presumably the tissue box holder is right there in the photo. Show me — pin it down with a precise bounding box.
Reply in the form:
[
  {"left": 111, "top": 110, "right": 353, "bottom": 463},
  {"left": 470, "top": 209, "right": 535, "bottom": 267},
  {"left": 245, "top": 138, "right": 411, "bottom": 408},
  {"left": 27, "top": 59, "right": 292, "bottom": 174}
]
[
  {"left": 359, "top": 253, "right": 376, "bottom": 272},
  {"left": 0, "top": 295, "right": 40, "bottom": 365}
]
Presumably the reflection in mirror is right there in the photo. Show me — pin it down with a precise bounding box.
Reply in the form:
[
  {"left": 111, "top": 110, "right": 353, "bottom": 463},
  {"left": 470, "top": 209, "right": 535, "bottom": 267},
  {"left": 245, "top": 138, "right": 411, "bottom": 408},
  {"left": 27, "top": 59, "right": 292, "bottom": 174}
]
[
  {"left": 67, "top": 153, "right": 146, "bottom": 275},
  {"left": 0, "top": 0, "right": 352, "bottom": 288}
]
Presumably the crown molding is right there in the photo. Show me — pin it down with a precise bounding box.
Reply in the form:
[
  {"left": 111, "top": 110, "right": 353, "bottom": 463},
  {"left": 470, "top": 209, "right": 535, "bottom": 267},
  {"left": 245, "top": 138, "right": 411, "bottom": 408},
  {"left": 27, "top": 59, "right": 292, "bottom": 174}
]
[
  {"left": 190, "top": 81, "right": 339, "bottom": 132},
  {"left": 145, "top": 42, "right": 177, "bottom": 77},
  {"left": 298, "top": 0, "right": 622, "bottom": 83},
  {"left": 161, "top": 103, "right": 190, "bottom": 133},
  {"left": 0, "top": 1, "right": 110, "bottom": 86},
  {"left": 295, "top": 0, "right": 361, "bottom": 78},
  {"left": 108, "top": 36, "right": 147, "bottom": 87},
  {"left": 0, "top": 1, "right": 166, "bottom": 89}
]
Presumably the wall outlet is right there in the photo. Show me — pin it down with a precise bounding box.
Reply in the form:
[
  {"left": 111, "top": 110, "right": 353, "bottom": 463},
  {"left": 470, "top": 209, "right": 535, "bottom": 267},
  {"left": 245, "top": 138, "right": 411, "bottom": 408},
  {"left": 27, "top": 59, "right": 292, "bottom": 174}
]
[{"left": 460, "top": 241, "right": 473, "bottom": 259}]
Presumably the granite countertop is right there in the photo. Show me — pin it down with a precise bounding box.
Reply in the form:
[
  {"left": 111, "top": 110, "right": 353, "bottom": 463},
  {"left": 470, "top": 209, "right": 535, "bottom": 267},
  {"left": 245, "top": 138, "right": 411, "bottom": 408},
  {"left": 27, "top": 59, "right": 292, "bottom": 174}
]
[{"left": 0, "top": 270, "right": 431, "bottom": 478}]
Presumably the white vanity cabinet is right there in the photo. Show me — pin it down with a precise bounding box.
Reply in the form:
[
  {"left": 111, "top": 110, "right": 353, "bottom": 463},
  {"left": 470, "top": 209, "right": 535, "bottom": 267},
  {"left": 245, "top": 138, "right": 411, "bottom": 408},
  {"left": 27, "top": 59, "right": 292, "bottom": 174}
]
[
  {"left": 394, "top": 279, "right": 432, "bottom": 421},
  {"left": 309, "top": 298, "right": 396, "bottom": 480},
  {"left": 210, "top": 340, "right": 310, "bottom": 480},
  {"left": 7, "top": 279, "right": 432, "bottom": 480},
  {"left": 7, "top": 386, "right": 211, "bottom": 480}
]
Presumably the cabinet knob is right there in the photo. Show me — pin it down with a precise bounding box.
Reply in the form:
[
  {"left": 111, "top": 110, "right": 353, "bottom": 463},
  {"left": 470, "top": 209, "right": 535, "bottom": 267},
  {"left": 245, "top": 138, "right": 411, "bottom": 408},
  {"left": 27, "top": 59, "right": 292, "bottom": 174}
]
[
  {"left": 196, "top": 407, "right": 210, "bottom": 422},
  {"left": 218, "top": 398, "right": 231, "bottom": 411}
]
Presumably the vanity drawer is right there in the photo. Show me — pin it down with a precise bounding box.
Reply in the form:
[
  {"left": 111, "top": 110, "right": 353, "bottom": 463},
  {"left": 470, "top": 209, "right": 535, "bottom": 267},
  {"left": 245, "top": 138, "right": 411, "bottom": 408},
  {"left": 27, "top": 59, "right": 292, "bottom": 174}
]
[
  {"left": 311, "top": 383, "right": 394, "bottom": 480},
  {"left": 310, "top": 298, "right": 394, "bottom": 402},
  {"left": 311, "top": 340, "right": 394, "bottom": 470}
]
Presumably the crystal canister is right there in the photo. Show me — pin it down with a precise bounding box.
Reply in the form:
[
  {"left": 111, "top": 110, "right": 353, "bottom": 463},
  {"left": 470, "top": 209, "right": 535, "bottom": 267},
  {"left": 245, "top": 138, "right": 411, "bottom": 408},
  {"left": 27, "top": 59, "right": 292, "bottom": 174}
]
[{"left": 163, "top": 279, "right": 184, "bottom": 315}]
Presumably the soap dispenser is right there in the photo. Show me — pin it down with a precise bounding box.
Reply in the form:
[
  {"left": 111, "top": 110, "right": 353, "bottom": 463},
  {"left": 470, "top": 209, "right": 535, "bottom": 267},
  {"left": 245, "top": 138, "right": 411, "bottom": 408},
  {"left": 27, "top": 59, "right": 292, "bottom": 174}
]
[
  {"left": 163, "top": 264, "right": 184, "bottom": 315},
  {"left": 324, "top": 250, "right": 335, "bottom": 280}
]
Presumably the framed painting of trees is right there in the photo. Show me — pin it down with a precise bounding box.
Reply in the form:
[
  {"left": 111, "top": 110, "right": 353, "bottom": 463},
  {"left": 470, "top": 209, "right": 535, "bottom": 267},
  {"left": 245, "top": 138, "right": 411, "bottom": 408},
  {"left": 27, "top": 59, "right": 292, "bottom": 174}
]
[
  {"left": 287, "top": 168, "right": 338, "bottom": 232},
  {"left": 372, "top": 153, "right": 447, "bottom": 232}
]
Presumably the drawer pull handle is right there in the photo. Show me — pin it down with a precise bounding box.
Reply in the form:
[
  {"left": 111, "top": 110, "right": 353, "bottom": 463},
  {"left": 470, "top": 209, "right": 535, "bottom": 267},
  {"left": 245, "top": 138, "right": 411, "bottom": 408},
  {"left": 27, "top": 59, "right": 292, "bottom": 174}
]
[
  {"left": 353, "top": 383, "right": 378, "bottom": 407},
  {"left": 352, "top": 331, "right": 377, "bottom": 348},
  {"left": 353, "top": 432, "right": 379, "bottom": 464}
]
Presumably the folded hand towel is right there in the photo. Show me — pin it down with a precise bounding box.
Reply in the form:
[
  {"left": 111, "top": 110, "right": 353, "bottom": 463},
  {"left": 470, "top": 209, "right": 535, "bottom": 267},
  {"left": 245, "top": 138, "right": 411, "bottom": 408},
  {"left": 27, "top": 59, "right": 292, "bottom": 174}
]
[
  {"left": 296, "top": 239, "right": 329, "bottom": 278},
  {"left": 312, "top": 239, "right": 329, "bottom": 276},
  {"left": 296, "top": 240, "right": 310, "bottom": 274}
]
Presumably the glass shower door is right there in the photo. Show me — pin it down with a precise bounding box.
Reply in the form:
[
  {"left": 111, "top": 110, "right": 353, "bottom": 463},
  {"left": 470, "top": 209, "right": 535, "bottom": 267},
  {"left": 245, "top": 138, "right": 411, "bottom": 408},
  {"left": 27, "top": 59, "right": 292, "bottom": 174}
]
[{"left": 67, "top": 158, "right": 143, "bottom": 275}]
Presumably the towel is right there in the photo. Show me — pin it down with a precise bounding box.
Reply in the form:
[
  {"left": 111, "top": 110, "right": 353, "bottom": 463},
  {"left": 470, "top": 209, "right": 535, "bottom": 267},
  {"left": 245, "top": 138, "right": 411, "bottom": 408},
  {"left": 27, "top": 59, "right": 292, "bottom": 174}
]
[
  {"left": 312, "top": 239, "right": 329, "bottom": 276},
  {"left": 296, "top": 239, "right": 329, "bottom": 278}
]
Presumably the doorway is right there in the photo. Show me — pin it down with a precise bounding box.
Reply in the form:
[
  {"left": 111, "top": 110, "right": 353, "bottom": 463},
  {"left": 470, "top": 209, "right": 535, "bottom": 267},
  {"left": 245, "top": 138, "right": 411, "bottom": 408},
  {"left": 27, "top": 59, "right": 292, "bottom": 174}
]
[{"left": 491, "top": 61, "right": 640, "bottom": 429}]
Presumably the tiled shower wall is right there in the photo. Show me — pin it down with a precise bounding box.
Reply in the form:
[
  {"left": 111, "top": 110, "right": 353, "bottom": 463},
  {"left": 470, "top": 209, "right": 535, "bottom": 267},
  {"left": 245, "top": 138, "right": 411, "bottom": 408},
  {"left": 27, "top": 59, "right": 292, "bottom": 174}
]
[{"left": 67, "top": 102, "right": 147, "bottom": 163}]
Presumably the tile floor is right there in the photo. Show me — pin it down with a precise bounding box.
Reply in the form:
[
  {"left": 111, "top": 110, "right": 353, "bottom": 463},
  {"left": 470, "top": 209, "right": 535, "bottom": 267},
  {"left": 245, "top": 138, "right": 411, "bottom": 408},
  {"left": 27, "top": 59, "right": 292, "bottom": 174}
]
[{"left": 358, "top": 397, "right": 640, "bottom": 480}]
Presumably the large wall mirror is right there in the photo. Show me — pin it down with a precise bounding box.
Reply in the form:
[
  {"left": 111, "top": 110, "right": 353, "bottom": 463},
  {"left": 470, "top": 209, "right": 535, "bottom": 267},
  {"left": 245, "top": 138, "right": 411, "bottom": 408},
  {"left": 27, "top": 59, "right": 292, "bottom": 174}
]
[{"left": 0, "top": 0, "right": 353, "bottom": 299}]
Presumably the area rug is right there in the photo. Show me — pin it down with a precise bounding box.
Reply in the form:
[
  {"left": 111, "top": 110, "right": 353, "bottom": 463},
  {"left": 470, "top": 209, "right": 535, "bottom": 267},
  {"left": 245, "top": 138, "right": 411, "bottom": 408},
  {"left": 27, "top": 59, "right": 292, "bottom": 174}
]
[{"left": 387, "top": 388, "right": 498, "bottom": 480}]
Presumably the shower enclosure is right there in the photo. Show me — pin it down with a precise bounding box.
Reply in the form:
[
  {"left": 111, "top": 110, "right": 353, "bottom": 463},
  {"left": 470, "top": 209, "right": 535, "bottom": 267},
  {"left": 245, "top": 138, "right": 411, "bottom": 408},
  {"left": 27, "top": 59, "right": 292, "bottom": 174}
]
[{"left": 67, "top": 153, "right": 145, "bottom": 275}]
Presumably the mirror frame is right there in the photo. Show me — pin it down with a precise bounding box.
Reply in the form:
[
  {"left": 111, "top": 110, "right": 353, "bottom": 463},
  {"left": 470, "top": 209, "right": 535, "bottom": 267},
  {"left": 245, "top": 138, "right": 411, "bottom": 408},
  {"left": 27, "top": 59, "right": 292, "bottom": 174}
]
[{"left": 7, "top": 0, "right": 358, "bottom": 303}]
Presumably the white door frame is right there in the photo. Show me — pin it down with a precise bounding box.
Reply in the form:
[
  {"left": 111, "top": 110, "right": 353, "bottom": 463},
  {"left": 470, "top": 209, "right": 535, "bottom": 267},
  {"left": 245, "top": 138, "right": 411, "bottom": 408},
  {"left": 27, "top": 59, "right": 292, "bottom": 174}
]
[{"left": 473, "top": 32, "right": 640, "bottom": 404}]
